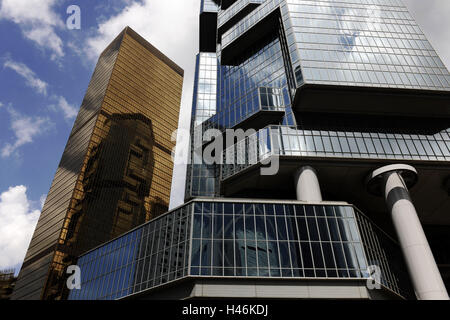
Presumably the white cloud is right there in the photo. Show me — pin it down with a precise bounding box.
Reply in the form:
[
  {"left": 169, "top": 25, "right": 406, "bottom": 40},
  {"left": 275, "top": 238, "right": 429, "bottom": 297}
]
[
  {"left": 1, "top": 108, "right": 53, "bottom": 158},
  {"left": 3, "top": 58, "right": 48, "bottom": 95},
  {"left": 404, "top": 0, "right": 450, "bottom": 70},
  {"left": 82, "top": 0, "right": 200, "bottom": 208},
  {"left": 67, "top": 41, "right": 83, "bottom": 57},
  {"left": 51, "top": 95, "right": 78, "bottom": 119},
  {"left": 0, "top": 186, "right": 40, "bottom": 272},
  {"left": 0, "top": 0, "right": 64, "bottom": 60},
  {"left": 39, "top": 194, "right": 47, "bottom": 209},
  {"left": 2, "top": 58, "right": 77, "bottom": 119}
]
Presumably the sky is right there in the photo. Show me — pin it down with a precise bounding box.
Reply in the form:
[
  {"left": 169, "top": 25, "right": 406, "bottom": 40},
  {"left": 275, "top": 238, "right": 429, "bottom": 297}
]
[{"left": 0, "top": 0, "right": 449, "bottom": 275}]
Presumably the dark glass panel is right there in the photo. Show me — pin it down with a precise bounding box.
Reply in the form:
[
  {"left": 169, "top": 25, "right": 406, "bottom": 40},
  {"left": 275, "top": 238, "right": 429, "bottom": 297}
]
[
  {"left": 194, "top": 202, "right": 202, "bottom": 213},
  {"left": 294, "top": 205, "right": 305, "bottom": 217},
  {"left": 311, "top": 242, "right": 325, "bottom": 269},
  {"left": 333, "top": 243, "right": 347, "bottom": 269},
  {"left": 214, "top": 202, "right": 223, "bottom": 214},
  {"left": 276, "top": 217, "right": 288, "bottom": 240},
  {"left": 246, "top": 240, "right": 257, "bottom": 268},
  {"left": 305, "top": 206, "right": 315, "bottom": 217},
  {"left": 213, "top": 213, "right": 223, "bottom": 239},
  {"left": 201, "top": 239, "right": 212, "bottom": 268},
  {"left": 235, "top": 215, "right": 245, "bottom": 240},
  {"left": 245, "top": 216, "right": 256, "bottom": 241},
  {"left": 327, "top": 218, "right": 340, "bottom": 241},
  {"left": 307, "top": 217, "right": 319, "bottom": 241},
  {"left": 203, "top": 202, "right": 212, "bottom": 213},
  {"left": 279, "top": 242, "right": 291, "bottom": 269},
  {"left": 235, "top": 203, "right": 244, "bottom": 215},
  {"left": 286, "top": 217, "right": 298, "bottom": 241},
  {"left": 297, "top": 217, "right": 309, "bottom": 241},
  {"left": 268, "top": 241, "right": 280, "bottom": 270},
  {"left": 223, "top": 215, "right": 234, "bottom": 239},
  {"left": 300, "top": 242, "right": 313, "bottom": 269},
  {"left": 266, "top": 216, "right": 277, "bottom": 241},
  {"left": 317, "top": 218, "right": 330, "bottom": 241},
  {"left": 322, "top": 242, "right": 336, "bottom": 269},
  {"left": 337, "top": 218, "right": 350, "bottom": 241},
  {"left": 202, "top": 213, "right": 212, "bottom": 239},
  {"left": 265, "top": 204, "right": 275, "bottom": 215},
  {"left": 255, "top": 215, "right": 266, "bottom": 240},
  {"left": 315, "top": 206, "right": 326, "bottom": 217},
  {"left": 224, "top": 203, "right": 234, "bottom": 214},
  {"left": 257, "top": 241, "right": 269, "bottom": 268},
  {"left": 342, "top": 243, "right": 359, "bottom": 270},
  {"left": 191, "top": 239, "right": 201, "bottom": 267},
  {"left": 223, "top": 240, "right": 235, "bottom": 268}
]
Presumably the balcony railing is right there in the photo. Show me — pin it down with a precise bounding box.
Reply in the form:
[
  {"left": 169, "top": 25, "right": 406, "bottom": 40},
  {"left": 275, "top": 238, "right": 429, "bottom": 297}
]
[
  {"left": 221, "top": 125, "right": 450, "bottom": 180},
  {"left": 196, "top": 87, "right": 286, "bottom": 146},
  {"left": 222, "top": 0, "right": 282, "bottom": 49},
  {"left": 218, "top": 0, "right": 265, "bottom": 30}
]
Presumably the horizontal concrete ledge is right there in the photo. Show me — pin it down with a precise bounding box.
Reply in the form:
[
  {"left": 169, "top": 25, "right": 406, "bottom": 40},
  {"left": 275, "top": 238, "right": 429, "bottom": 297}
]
[
  {"left": 191, "top": 197, "right": 350, "bottom": 206},
  {"left": 293, "top": 83, "right": 450, "bottom": 118},
  {"left": 125, "top": 277, "right": 404, "bottom": 300}
]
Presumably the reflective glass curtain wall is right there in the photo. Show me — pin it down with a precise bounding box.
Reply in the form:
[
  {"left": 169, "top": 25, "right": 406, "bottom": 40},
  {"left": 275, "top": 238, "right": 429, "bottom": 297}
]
[
  {"left": 185, "top": 53, "right": 219, "bottom": 199},
  {"left": 284, "top": 0, "right": 450, "bottom": 90},
  {"left": 12, "top": 27, "right": 183, "bottom": 300},
  {"left": 68, "top": 200, "right": 412, "bottom": 300}
]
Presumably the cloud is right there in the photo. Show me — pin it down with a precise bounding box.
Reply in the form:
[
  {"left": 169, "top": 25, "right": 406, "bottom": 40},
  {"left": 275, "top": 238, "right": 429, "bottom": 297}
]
[
  {"left": 81, "top": 0, "right": 200, "bottom": 208},
  {"left": 3, "top": 58, "right": 48, "bottom": 95},
  {"left": 404, "top": 0, "right": 450, "bottom": 70},
  {"left": 0, "top": 0, "right": 65, "bottom": 60},
  {"left": 0, "top": 186, "right": 40, "bottom": 272},
  {"left": 84, "top": 0, "right": 198, "bottom": 63},
  {"left": 50, "top": 95, "right": 78, "bottom": 119},
  {"left": 39, "top": 194, "right": 47, "bottom": 209},
  {"left": 2, "top": 58, "right": 77, "bottom": 119},
  {"left": 1, "top": 107, "right": 53, "bottom": 158}
]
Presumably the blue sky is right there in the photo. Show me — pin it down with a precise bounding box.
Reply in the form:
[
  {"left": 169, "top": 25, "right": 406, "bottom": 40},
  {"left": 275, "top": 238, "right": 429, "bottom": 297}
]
[{"left": 0, "top": 0, "right": 449, "bottom": 274}]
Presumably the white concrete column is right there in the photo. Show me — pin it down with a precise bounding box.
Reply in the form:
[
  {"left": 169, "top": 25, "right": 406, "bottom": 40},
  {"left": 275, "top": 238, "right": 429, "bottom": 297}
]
[
  {"left": 295, "top": 166, "right": 322, "bottom": 202},
  {"left": 383, "top": 171, "right": 449, "bottom": 300},
  {"left": 368, "top": 164, "right": 449, "bottom": 300}
]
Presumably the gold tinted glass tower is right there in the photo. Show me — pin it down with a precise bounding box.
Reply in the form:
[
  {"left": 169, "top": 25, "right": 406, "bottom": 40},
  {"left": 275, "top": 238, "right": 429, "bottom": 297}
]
[{"left": 12, "top": 27, "right": 183, "bottom": 300}]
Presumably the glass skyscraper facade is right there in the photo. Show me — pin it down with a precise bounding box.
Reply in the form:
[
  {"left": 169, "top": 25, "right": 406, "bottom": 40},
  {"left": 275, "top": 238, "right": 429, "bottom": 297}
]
[
  {"left": 11, "top": 27, "right": 183, "bottom": 300},
  {"left": 68, "top": 0, "right": 449, "bottom": 300}
]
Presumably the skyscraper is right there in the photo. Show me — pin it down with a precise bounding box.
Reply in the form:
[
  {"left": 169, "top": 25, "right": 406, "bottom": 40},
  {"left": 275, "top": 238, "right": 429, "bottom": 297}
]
[
  {"left": 11, "top": 27, "right": 183, "bottom": 300},
  {"left": 68, "top": 0, "right": 449, "bottom": 300}
]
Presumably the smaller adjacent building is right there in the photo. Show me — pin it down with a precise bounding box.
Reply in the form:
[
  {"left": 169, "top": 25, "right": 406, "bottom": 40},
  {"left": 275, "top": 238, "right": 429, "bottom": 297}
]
[
  {"left": 0, "top": 270, "right": 17, "bottom": 300},
  {"left": 68, "top": 198, "right": 414, "bottom": 300}
]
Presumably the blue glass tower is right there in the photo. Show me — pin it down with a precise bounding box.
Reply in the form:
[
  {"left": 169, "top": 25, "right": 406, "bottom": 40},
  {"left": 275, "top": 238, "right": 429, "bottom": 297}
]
[{"left": 70, "top": 0, "right": 450, "bottom": 300}]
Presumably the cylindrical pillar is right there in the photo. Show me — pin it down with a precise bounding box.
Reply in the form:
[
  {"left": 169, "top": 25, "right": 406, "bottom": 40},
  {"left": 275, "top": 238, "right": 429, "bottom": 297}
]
[
  {"left": 368, "top": 164, "right": 449, "bottom": 300},
  {"left": 295, "top": 166, "right": 322, "bottom": 202}
]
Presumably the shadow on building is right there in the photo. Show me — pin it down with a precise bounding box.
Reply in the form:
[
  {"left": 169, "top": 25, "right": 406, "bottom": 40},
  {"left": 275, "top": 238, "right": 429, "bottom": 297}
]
[{"left": 43, "top": 112, "right": 166, "bottom": 300}]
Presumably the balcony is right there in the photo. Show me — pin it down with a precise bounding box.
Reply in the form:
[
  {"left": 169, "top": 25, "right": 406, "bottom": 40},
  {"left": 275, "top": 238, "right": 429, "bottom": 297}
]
[
  {"left": 218, "top": 0, "right": 265, "bottom": 36},
  {"left": 221, "top": 0, "right": 282, "bottom": 65},
  {"left": 212, "top": 86, "right": 285, "bottom": 130},
  {"left": 197, "top": 87, "right": 286, "bottom": 150},
  {"left": 68, "top": 199, "right": 413, "bottom": 300}
]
